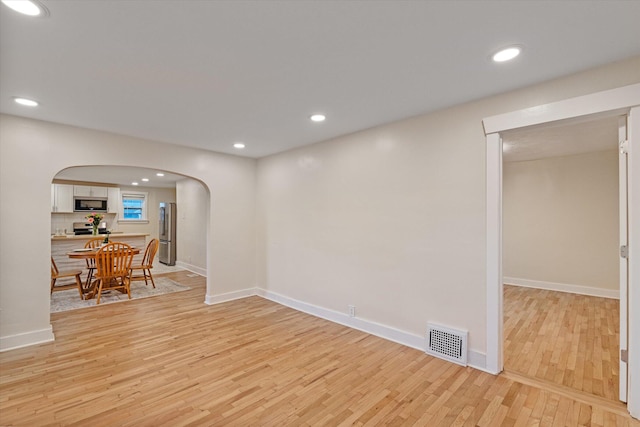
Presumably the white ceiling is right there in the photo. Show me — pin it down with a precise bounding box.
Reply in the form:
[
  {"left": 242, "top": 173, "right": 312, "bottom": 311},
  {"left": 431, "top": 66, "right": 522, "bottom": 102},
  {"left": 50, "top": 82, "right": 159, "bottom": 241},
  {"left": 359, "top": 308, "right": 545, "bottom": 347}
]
[
  {"left": 502, "top": 115, "right": 620, "bottom": 163},
  {"left": 2, "top": 1, "right": 640, "bottom": 160},
  {"left": 55, "top": 166, "right": 186, "bottom": 188}
]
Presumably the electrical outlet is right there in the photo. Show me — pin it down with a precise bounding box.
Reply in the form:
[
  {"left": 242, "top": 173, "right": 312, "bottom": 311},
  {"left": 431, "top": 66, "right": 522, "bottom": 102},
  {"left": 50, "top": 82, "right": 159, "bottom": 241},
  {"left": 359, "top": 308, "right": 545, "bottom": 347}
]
[{"left": 348, "top": 305, "right": 356, "bottom": 318}]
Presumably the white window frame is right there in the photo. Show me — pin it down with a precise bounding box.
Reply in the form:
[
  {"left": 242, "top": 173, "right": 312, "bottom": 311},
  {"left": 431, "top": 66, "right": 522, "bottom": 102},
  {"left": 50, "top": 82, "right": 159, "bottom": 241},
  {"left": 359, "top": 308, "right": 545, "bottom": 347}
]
[{"left": 118, "top": 190, "right": 149, "bottom": 223}]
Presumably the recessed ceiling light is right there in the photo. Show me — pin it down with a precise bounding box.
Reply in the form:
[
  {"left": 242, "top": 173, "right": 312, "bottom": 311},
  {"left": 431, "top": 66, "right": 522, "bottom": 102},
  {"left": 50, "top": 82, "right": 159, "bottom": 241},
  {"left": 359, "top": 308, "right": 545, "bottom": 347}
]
[
  {"left": 492, "top": 46, "right": 521, "bottom": 63},
  {"left": 1, "top": 0, "right": 47, "bottom": 16},
  {"left": 310, "top": 114, "right": 326, "bottom": 122},
  {"left": 132, "top": 182, "right": 139, "bottom": 186},
  {"left": 141, "top": 178, "right": 149, "bottom": 182},
  {"left": 14, "top": 97, "right": 38, "bottom": 107},
  {"left": 233, "top": 142, "right": 245, "bottom": 149},
  {"left": 156, "top": 173, "right": 165, "bottom": 177}
]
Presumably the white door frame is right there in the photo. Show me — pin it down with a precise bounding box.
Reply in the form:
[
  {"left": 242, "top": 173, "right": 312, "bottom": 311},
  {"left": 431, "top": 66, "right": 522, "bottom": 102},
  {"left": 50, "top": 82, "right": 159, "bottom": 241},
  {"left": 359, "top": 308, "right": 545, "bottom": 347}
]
[
  {"left": 619, "top": 116, "right": 629, "bottom": 403},
  {"left": 483, "top": 83, "right": 640, "bottom": 418}
]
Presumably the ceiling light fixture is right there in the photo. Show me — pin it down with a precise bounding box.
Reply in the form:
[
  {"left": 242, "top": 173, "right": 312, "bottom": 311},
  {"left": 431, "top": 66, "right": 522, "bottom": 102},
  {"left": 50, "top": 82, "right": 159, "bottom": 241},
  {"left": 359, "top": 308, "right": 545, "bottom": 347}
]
[
  {"left": 1, "top": 0, "right": 47, "bottom": 16},
  {"left": 233, "top": 142, "right": 245, "bottom": 149},
  {"left": 310, "top": 114, "right": 326, "bottom": 122},
  {"left": 14, "top": 97, "right": 38, "bottom": 107},
  {"left": 141, "top": 178, "right": 149, "bottom": 182},
  {"left": 132, "top": 182, "right": 139, "bottom": 186},
  {"left": 156, "top": 173, "right": 165, "bottom": 177},
  {"left": 492, "top": 46, "right": 521, "bottom": 63}
]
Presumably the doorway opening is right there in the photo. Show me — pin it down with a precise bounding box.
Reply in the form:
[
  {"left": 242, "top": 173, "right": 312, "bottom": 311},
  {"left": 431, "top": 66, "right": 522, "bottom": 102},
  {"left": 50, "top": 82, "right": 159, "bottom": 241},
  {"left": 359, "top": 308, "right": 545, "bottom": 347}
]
[
  {"left": 483, "top": 84, "right": 640, "bottom": 417},
  {"left": 500, "top": 116, "right": 621, "bottom": 401},
  {"left": 50, "top": 165, "right": 209, "bottom": 313}
]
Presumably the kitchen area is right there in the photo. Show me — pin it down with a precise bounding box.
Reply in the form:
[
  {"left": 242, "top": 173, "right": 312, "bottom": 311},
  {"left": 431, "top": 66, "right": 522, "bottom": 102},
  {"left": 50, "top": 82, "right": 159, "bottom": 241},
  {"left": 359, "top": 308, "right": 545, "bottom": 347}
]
[
  {"left": 49, "top": 166, "right": 208, "bottom": 278},
  {"left": 51, "top": 180, "right": 174, "bottom": 273}
]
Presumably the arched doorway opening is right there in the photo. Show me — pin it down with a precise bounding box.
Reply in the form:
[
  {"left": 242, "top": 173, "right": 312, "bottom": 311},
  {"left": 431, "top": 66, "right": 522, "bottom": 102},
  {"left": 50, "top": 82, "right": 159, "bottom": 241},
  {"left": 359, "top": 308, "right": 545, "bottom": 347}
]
[{"left": 50, "top": 165, "right": 210, "bottom": 311}]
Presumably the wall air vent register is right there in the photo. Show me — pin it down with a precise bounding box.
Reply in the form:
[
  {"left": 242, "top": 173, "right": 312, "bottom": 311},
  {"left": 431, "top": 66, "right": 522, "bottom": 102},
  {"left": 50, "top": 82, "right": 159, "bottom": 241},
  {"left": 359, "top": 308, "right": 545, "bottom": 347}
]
[{"left": 426, "top": 323, "right": 468, "bottom": 366}]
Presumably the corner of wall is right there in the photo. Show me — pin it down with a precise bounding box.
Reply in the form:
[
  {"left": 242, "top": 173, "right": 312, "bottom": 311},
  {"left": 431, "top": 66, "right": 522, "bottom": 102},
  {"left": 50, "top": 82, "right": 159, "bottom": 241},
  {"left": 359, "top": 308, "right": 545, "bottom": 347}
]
[
  {"left": 0, "top": 326, "right": 55, "bottom": 352},
  {"left": 255, "top": 287, "right": 489, "bottom": 373},
  {"left": 175, "top": 261, "right": 207, "bottom": 277},
  {"left": 204, "top": 287, "right": 258, "bottom": 305}
]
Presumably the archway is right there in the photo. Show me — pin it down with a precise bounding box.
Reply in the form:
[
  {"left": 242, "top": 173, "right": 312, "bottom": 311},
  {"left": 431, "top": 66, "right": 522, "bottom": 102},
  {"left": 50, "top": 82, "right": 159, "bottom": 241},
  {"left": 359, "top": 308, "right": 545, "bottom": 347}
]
[
  {"left": 50, "top": 165, "right": 210, "bottom": 309},
  {"left": 0, "top": 114, "right": 257, "bottom": 353}
]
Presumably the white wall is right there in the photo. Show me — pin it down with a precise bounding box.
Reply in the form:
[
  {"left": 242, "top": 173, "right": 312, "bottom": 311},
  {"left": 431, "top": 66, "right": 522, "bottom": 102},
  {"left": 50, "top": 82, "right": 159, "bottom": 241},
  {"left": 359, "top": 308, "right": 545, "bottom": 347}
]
[
  {"left": 503, "top": 150, "right": 619, "bottom": 294},
  {"left": 176, "top": 178, "right": 208, "bottom": 273},
  {"left": 256, "top": 56, "right": 640, "bottom": 363},
  {"left": 2, "top": 56, "right": 639, "bottom": 362},
  {"left": 0, "top": 116, "right": 256, "bottom": 350}
]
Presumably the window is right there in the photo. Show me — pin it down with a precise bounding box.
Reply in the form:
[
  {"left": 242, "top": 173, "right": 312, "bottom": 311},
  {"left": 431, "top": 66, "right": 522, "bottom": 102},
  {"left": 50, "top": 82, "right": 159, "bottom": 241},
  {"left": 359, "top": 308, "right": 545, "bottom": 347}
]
[{"left": 119, "top": 191, "right": 148, "bottom": 222}]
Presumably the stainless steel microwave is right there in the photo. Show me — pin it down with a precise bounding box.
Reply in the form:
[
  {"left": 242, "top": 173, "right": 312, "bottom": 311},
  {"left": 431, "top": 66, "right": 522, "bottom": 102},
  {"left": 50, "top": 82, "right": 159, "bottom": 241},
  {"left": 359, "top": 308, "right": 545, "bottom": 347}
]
[{"left": 74, "top": 198, "right": 108, "bottom": 212}]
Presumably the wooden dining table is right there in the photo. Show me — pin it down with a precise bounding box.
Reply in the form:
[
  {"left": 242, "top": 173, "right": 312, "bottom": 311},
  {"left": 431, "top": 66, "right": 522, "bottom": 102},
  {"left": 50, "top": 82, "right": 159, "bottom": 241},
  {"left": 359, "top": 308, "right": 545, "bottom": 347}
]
[
  {"left": 66, "top": 247, "right": 141, "bottom": 299},
  {"left": 66, "top": 247, "right": 141, "bottom": 260}
]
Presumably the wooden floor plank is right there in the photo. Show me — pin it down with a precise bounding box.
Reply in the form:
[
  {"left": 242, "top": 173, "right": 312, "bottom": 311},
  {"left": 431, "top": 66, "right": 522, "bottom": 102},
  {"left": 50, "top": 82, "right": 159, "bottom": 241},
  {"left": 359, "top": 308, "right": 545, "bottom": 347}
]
[
  {"left": 0, "top": 272, "right": 637, "bottom": 426},
  {"left": 504, "top": 284, "right": 621, "bottom": 401}
]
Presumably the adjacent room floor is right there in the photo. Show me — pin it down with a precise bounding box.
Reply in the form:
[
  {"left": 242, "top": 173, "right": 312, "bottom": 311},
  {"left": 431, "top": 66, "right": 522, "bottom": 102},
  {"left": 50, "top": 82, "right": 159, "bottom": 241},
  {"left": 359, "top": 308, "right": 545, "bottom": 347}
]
[
  {"left": 503, "top": 284, "right": 620, "bottom": 402},
  {"left": 0, "top": 274, "right": 634, "bottom": 425}
]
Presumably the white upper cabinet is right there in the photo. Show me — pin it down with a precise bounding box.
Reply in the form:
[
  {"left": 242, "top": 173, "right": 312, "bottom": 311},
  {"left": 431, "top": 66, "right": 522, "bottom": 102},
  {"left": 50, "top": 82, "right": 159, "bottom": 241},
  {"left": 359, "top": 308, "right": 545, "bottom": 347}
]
[
  {"left": 74, "top": 185, "right": 108, "bottom": 198},
  {"left": 51, "top": 184, "right": 74, "bottom": 213},
  {"left": 107, "top": 187, "right": 121, "bottom": 213},
  {"left": 51, "top": 184, "right": 119, "bottom": 213},
  {"left": 91, "top": 186, "right": 108, "bottom": 198},
  {"left": 73, "top": 185, "right": 91, "bottom": 197}
]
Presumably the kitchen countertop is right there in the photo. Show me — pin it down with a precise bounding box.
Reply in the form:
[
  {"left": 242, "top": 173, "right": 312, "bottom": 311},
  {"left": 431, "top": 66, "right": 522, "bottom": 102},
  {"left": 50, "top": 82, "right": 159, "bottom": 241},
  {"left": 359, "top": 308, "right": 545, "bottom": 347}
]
[
  {"left": 51, "top": 233, "right": 148, "bottom": 271},
  {"left": 51, "top": 233, "right": 149, "bottom": 240}
]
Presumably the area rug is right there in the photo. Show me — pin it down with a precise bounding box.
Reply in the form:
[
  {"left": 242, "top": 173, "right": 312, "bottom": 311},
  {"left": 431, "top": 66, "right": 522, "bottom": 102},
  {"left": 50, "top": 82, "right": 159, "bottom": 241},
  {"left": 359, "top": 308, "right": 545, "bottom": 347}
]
[{"left": 50, "top": 277, "right": 190, "bottom": 313}]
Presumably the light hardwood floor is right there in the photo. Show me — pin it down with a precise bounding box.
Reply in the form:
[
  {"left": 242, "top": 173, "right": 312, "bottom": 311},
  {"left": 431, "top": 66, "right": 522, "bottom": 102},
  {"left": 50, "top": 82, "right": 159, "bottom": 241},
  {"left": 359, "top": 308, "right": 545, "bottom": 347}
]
[
  {"left": 504, "top": 285, "right": 620, "bottom": 402},
  {"left": 1, "top": 273, "right": 637, "bottom": 426}
]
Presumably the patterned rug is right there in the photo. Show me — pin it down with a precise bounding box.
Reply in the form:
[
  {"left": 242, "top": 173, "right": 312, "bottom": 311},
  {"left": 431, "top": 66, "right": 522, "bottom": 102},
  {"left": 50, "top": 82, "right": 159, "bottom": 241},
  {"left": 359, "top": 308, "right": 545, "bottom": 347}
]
[{"left": 50, "top": 277, "right": 190, "bottom": 313}]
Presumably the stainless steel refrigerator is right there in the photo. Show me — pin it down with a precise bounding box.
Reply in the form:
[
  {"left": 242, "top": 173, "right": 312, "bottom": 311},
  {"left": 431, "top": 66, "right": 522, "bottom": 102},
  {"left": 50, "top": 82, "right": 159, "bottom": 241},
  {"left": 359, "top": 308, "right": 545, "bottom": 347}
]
[{"left": 159, "top": 202, "right": 177, "bottom": 265}]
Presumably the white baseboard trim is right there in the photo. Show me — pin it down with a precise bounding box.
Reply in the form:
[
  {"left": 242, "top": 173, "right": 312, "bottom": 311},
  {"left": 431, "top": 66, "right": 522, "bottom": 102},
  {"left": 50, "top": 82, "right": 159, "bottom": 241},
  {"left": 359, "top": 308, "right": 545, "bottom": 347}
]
[
  {"left": 205, "top": 287, "right": 257, "bottom": 305},
  {"left": 255, "top": 288, "right": 488, "bottom": 372},
  {"left": 1, "top": 288, "right": 490, "bottom": 373},
  {"left": 0, "top": 326, "right": 55, "bottom": 352},
  {"left": 504, "top": 277, "right": 619, "bottom": 299},
  {"left": 468, "top": 351, "right": 488, "bottom": 372},
  {"left": 175, "top": 261, "right": 206, "bottom": 277}
]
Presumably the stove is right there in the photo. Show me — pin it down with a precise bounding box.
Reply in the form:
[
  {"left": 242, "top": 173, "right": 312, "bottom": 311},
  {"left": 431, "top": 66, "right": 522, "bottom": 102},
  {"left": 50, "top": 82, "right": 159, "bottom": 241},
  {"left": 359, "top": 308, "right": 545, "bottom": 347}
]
[{"left": 73, "top": 221, "right": 108, "bottom": 235}]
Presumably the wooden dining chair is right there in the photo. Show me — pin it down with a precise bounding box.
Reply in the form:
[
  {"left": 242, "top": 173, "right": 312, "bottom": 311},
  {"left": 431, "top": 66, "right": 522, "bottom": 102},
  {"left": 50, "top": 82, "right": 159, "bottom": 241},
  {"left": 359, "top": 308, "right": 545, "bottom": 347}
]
[
  {"left": 94, "top": 242, "right": 134, "bottom": 304},
  {"left": 83, "top": 237, "right": 103, "bottom": 287},
  {"left": 51, "top": 257, "right": 84, "bottom": 299},
  {"left": 130, "top": 239, "right": 159, "bottom": 288}
]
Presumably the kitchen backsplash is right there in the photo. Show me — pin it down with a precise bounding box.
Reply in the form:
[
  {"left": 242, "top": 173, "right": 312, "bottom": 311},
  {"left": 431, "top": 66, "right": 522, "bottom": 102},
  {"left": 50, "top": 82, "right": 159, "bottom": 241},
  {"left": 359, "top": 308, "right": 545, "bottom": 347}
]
[{"left": 51, "top": 212, "right": 117, "bottom": 235}]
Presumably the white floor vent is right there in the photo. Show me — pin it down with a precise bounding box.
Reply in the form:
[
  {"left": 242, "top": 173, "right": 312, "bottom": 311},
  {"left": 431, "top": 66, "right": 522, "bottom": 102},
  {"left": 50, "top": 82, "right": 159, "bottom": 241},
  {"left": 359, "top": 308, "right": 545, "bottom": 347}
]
[{"left": 426, "top": 323, "right": 468, "bottom": 366}]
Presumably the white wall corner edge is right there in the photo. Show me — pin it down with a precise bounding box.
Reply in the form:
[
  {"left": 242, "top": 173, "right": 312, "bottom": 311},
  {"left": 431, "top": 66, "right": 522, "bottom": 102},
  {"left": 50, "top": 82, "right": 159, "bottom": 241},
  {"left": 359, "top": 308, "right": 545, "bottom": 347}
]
[
  {"left": 255, "top": 288, "right": 488, "bottom": 373},
  {"left": 0, "top": 326, "right": 55, "bottom": 352},
  {"left": 504, "top": 277, "right": 619, "bottom": 299},
  {"left": 204, "top": 287, "right": 257, "bottom": 305}
]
